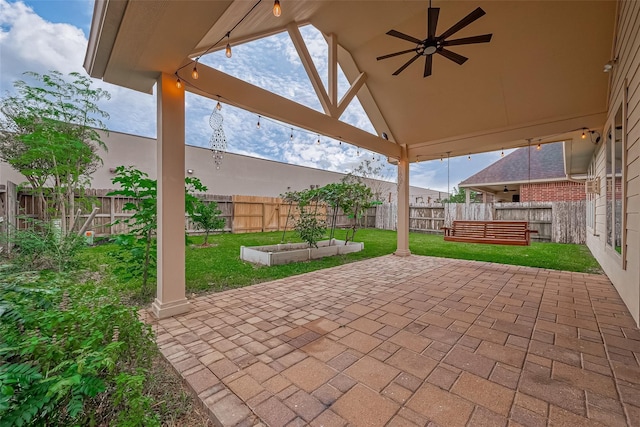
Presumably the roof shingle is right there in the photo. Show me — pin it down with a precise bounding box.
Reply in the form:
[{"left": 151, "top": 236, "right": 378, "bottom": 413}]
[{"left": 460, "top": 142, "right": 566, "bottom": 185}]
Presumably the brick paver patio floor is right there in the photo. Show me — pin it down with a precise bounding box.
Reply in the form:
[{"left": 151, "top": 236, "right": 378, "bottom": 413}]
[{"left": 146, "top": 255, "right": 640, "bottom": 426}]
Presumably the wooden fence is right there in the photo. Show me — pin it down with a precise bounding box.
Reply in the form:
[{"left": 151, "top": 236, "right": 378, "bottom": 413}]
[
  {"left": 376, "top": 201, "right": 586, "bottom": 244},
  {"left": 10, "top": 190, "right": 374, "bottom": 236}
]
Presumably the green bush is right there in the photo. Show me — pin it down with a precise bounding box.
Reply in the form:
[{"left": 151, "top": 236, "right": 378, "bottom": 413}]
[
  {"left": 294, "top": 211, "right": 327, "bottom": 248},
  {"left": 0, "top": 272, "right": 157, "bottom": 426},
  {"left": 3, "top": 218, "right": 84, "bottom": 272}
]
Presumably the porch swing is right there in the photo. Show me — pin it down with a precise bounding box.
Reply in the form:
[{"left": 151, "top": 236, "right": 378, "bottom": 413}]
[{"left": 442, "top": 142, "right": 538, "bottom": 246}]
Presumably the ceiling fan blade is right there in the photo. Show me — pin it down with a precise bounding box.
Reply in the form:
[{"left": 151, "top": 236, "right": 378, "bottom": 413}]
[
  {"left": 428, "top": 7, "right": 440, "bottom": 38},
  {"left": 442, "top": 33, "right": 492, "bottom": 46},
  {"left": 377, "top": 48, "right": 416, "bottom": 61},
  {"left": 438, "top": 7, "right": 486, "bottom": 40},
  {"left": 424, "top": 54, "right": 433, "bottom": 77},
  {"left": 386, "top": 29, "right": 423, "bottom": 44},
  {"left": 437, "top": 48, "right": 468, "bottom": 65},
  {"left": 393, "top": 54, "right": 421, "bottom": 75}
]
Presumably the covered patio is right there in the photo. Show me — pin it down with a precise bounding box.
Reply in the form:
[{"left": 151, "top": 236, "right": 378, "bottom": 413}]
[{"left": 146, "top": 256, "right": 640, "bottom": 426}]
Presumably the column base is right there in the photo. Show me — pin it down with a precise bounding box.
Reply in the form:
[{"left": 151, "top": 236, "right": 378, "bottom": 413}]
[
  {"left": 151, "top": 297, "right": 191, "bottom": 319},
  {"left": 394, "top": 249, "right": 412, "bottom": 257}
]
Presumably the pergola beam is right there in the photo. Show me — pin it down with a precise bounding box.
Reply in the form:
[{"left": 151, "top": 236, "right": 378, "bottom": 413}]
[
  {"left": 287, "top": 23, "right": 335, "bottom": 117},
  {"left": 186, "top": 64, "right": 400, "bottom": 158}
]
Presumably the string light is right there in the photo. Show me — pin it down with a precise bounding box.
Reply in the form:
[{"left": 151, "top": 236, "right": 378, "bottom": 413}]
[
  {"left": 176, "top": 78, "right": 182, "bottom": 89},
  {"left": 468, "top": 154, "right": 471, "bottom": 160},
  {"left": 536, "top": 143, "right": 541, "bottom": 150},
  {"left": 191, "top": 61, "right": 199, "bottom": 79},
  {"left": 216, "top": 101, "right": 222, "bottom": 111},
  {"left": 290, "top": 129, "right": 294, "bottom": 141},
  {"left": 273, "top": 0, "right": 282, "bottom": 17},
  {"left": 581, "top": 129, "right": 587, "bottom": 139},
  {"left": 257, "top": 116, "right": 261, "bottom": 129},
  {"left": 316, "top": 135, "right": 321, "bottom": 145},
  {"left": 500, "top": 149, "right": 505, "bottom": 158},
  {"left": 225, "top": 37, "right": 232, "bottom": 58},
  {"left": 440, "top": 157, "right": 443, "bottom": 162}
]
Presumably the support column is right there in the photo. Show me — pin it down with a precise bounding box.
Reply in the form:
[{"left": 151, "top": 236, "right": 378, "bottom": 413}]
[
  {"left": 465, "top": 188, "right": 471, "bottom": 205},
  {"left": 151, "top": 73, "right": 190, "bottom": 319},
  {"left": 395, "top": 146, "right": 411, "bottom": 257}
]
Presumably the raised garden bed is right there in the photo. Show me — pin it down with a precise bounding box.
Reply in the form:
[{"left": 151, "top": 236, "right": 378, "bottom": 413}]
[{"left": 240, "top": 239, "right": 364, "bottom": 266}]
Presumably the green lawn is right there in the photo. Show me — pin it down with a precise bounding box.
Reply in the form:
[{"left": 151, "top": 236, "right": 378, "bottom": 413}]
[{"left": 83, "top": 228, "right": 602, "bottom": 297}]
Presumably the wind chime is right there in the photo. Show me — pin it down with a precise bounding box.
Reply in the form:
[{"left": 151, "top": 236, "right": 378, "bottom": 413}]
[{"left": 209, "top": 103, "right": 227, "bottom": 169}]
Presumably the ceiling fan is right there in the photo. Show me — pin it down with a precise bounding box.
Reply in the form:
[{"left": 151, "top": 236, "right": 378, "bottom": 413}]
[
  {"left": 503, "top": 186, "right": 518, "bottom": 193},
  {"left": 377, "top": 4, "right": 492, "bottom": 77}
]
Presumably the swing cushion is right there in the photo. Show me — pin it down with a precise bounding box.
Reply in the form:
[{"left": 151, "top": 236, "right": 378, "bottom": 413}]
[{"left": 442, "top": 220, "right": 537, "bottom": 246}]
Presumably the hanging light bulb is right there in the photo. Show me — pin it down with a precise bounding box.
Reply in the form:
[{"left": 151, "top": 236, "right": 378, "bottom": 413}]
[
  {"left": 176, "top": 78, "right": 182, "bottom": 89},
  {"left": 290, "top": 129, "right": 294, "bottom": 141},
  {"left": 216, "top": 101, "right": 222, "bottom": 111},
  {"left": 440, "top": 157, "right": 443, "bottom": 162},
  {"left": 536, "top": 143, "right": 541, "bottom": 151},
  {"left": 273, "top": 0, "right": 282, "bottom": 17},
  {"left": 191, "top": 62, "right": 199, "bottom": 79},
  {"left": 256, "top": 116, "right": 261, "bottom": 129},
  {"left": 357, "top": 148, "right": 360, "bottom": 156},
  {"left": 339, "top": 141, "right": 342, "bottom": 145},
  {"left": 501, "top": 150, "right": 505, "bottom": 158},
  {"left": 468, "top": 154, "right": 471, "bottom": 160},
  {"left": 225, "top": 42, "right": 232, "bottom": 58},
  {"left": 316, "top": 135, "right": 321, "bottom": 145}
]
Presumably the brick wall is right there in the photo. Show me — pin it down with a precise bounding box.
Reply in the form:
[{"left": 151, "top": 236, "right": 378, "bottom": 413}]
[{"left": 520, "top": 181, "right": 586, "bottom": 202}]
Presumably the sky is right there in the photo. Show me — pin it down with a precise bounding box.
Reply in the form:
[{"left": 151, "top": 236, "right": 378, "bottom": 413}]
[{"left": 0, "top": 0, "right": 510, "bottom": 193}]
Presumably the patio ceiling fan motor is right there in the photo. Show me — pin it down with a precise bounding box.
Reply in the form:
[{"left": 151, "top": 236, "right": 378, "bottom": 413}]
[{"left": 377, "top": 5, "right": 492, "bottom": 77}]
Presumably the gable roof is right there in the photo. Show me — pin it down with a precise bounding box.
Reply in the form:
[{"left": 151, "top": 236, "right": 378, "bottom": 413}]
[{"left": 460, "top": 142, "right": 566, "bottom": 186}]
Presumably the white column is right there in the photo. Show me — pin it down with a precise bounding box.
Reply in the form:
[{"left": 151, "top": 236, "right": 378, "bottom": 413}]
[
  {"left": 151, "top": 73, "right": 190, "bottom": 319},
  {"left": 395, "top": 146, "right": 411, "bottom": 257}
]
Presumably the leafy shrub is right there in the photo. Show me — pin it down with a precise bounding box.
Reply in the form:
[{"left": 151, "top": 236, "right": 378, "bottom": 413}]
[
  {"left": 2, "top": 217, "right": 84, "bottom": 272},
  {"left": 294, "top": 211, "right": 327, "bottom": 248},
  {"left": 0, "top": 272, "right": 157, "bottom": 426}
]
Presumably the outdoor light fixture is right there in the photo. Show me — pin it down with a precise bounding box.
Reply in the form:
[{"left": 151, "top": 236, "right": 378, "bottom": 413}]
[
  {"left": 187, "top": 169, "right": 194, "bottom": 174},
  {"left": 191, "top": 62, "right": 199, "bottom": 79},
  {"left": 176, "top": 78, "right": 182, "bottom": 89},
  {"left": 382, "top": 132, "right": 389, "bottom": 140},
  {"left": 273, "top": 0, "right": 281, "bottom": 17},
  {"left": 603, "top": 58, "right": 617, "bottom": 72}
]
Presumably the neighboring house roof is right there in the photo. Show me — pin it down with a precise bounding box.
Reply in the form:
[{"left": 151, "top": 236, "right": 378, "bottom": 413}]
[{"left": 460, "top": 142, "right": 566, "bottom": 186}]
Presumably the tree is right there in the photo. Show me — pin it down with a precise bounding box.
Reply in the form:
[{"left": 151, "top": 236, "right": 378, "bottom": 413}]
[
  {"left": 107, "top": 166, "right": 207, "bottom": 296},
  {"left": 349, "top": 157, "right": 394, "bottom": 202},
  {"left": 191, "top": 201, "right": 225, "bottom": 245},
  {"left": 443, "top": 186, "right": 477, "bottom": 203},
  {"left": 0, "top": 71, "right": 110, "bottom": 236}
]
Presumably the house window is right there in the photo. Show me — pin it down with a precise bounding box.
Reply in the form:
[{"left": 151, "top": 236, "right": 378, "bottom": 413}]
[
  {"left": 586, "top": 161, "right": 595, "bottom": 230},
  {"left": 613, "top": 106, "right": 623, "bottom": 254},
  {"left": 605, "top": 125, "right": 612, "bottom": 247},
  {"left": 606, "top": 104, "right": 624, "bottom": 254}
]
